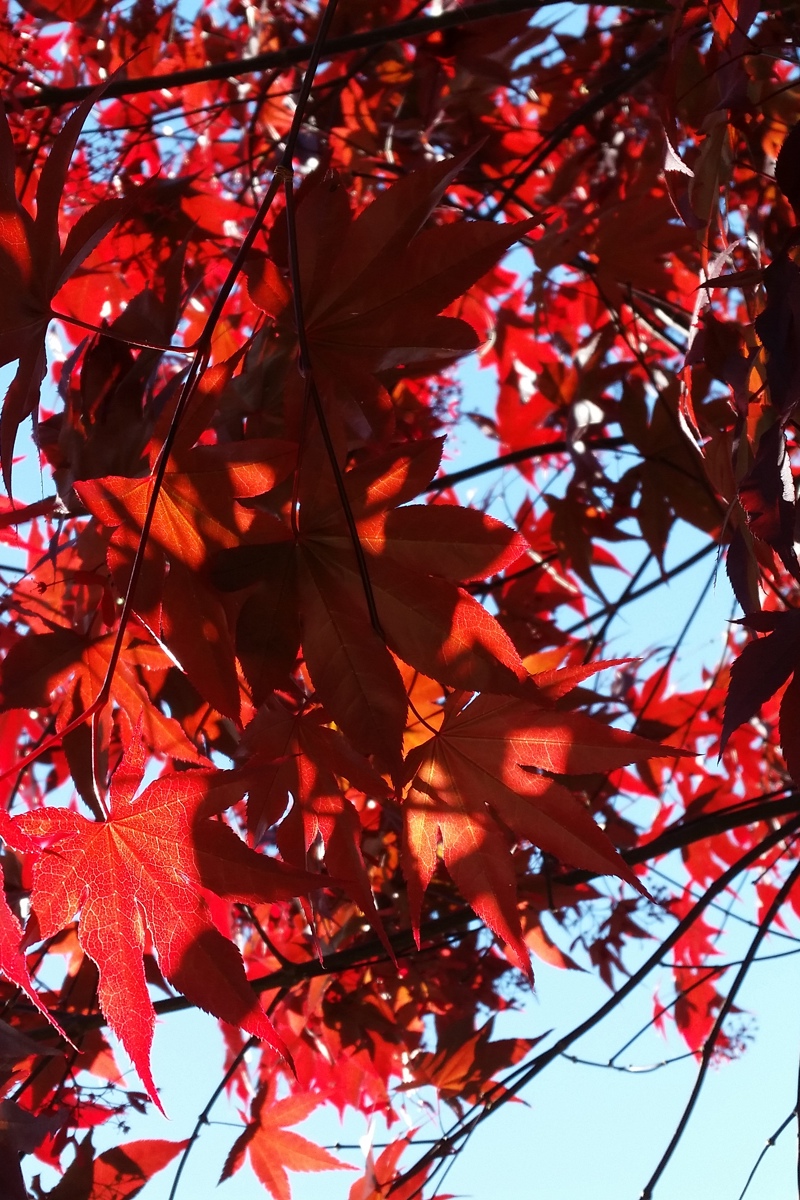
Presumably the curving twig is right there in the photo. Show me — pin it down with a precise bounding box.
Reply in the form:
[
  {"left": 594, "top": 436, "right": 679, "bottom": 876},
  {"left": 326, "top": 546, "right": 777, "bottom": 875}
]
[
  {"left": 640, "top": 856, "right": 800, "bottom": 1198},
  {"left": 737, "top": 1106, "right": 798, "bottom": 1200}
]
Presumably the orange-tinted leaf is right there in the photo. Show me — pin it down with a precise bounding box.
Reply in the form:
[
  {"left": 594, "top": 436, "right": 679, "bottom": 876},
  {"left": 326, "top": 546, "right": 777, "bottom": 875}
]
[
  {"left": 365, "top": 555, "right": 529, "bottom": 695},
  {"left": 15, "top": 749, "right": 312, "bottom": 1106},
  {"left": 403, "top": 692, "right": 676, "bottom": 972},
  {"left": 41, "top": 1133, "right": 188, "bottom": 1200},
  {"left": 403, "top": 1018, "right": 536, "bottom": 1109},
  {"left": 221, "top": 1081, "right": 353, "bottom": 1200},
  {"left": 362, "top": 504, "right": 525, "bottom": 583},
  {"left": 76, "top": 439, "right": 296, "bottom": 572},
  {"left": 76, "top": 443, "right": 295, "bottom": 720},
  {"left": 214, "top": 441, "right": 530, "bottom": 768},
  {"left": 0, "top": 628, "right": 205, "bottom": 764}
]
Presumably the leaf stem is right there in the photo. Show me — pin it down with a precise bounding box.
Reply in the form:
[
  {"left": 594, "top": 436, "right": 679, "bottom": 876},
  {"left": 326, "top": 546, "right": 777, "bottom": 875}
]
[{"left": 282, "top": 160, "right": 386, "bottom": 640}]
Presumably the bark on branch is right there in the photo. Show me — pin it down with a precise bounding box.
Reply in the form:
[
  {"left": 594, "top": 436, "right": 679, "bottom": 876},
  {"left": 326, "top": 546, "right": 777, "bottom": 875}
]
[{"left": 16, "top": 0, "right": 670, "bottom": 110}]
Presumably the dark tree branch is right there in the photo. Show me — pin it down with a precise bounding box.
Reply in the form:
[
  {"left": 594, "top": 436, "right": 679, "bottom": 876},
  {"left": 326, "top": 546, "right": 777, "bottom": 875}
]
[
  {"left": 564, "top": 542, "right": 719, "bottom": 634},
  {"left": 627, "top": 791, "right": 800, "bottom": 868},
  {"left": 17, "top": 0, "right": 670, "bottom": 110},
  {"left": 640, "top": 855, "right": 800, "bottom": 1198},
  {"left": 25, "top": 791, "right": 798, "bottom": 1043},
  {"left": 426, "top": 434, "right": 628, "bottom": 492}
]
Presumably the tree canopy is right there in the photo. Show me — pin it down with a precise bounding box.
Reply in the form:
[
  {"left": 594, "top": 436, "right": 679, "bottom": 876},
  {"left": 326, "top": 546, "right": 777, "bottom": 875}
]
[{"left": 1, "top": 0, "right": 799, "bottom": 1196}]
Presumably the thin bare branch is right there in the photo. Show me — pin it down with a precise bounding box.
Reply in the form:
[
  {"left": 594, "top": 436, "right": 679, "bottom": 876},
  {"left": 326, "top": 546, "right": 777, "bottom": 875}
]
[{"left": 18, "top": 0, "right": 671, "bottom": 110}]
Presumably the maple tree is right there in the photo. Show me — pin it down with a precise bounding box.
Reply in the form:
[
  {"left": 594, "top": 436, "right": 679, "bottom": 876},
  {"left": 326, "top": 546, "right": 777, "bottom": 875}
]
[{"left": 1, "top": 0, "right": 800, "bottom": 1195}]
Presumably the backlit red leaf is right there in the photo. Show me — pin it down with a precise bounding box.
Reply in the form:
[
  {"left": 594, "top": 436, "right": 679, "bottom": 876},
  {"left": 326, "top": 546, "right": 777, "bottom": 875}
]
[
  {"left": 14, "top": 746, "right": 315, "bottom": 1106},
  {"left": 221, "top": 1080, "right": 353, "bottom": 1200},
  {"left": 403, "top": 690, "right": 678, "bottom": 972}
]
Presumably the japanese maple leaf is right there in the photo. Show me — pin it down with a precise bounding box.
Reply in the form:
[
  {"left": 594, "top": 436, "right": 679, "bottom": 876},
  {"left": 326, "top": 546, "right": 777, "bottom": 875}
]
[
  {"left": 75, "top": 437, "right": 297, "bottom": 720},
  {"left": 40, "top": 1132, "right": 188, "bottom": 1200},
  {"left": 214, "top": 438, "right": 529, "bottom": 773},
  {"left": 13, "top": 738, "right": 317, "bottom": 1109},
  {"left": 240, "top": 695, "right": 392, "bottom": 943},
  {"left": 76, "top": 439, "right": 297, "bottom": 576},
  {"left": 348, "top": 1134, "right": 430, "bottom": 1200},
  {"left": 0, "top": 96, "right": 130, "bottom": 487},
  {"left": 0, "top": 814, "right": 65, "bottom": 1037},
  {"left": 402, "top": 1017, "right": 537, "bottom": 1113},
  {"left": 403, "top": 690, "right": 682, "bottom": 973},
  {"left": 0, "top": 626, "right": 204, "bottom": 763},
  {"left": 220, "top": 1079, "right": 353, "bottom": 1200},
  {"left": 721, "top": 609, "right": 800, "bottom": 782},
  {"left": 294, "top": 154, "right": 538, "bottom": 366},
  {"left": 249, "top": 152, "right": 538, "bottom": 438}
]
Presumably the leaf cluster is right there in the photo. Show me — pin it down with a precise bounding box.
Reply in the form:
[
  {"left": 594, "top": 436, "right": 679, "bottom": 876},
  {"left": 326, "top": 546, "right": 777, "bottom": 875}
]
[{"left": 0, "top": 1, "right": 799, "bottom": 1197}]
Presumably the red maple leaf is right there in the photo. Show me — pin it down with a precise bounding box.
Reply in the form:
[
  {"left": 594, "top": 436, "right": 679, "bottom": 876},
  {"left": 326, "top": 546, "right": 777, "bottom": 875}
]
[
  {"left": 39, "top": 1132, "right": 189, "bottom": 1200},
  {"left": 214, "top": 439, "right": 529, "bottom": 773},
  {"left": 0, "top": 626, "right": 205, "bottom": 764},
  {"left": 249, "top": 153, "right": 539, "bottom": 440},
  {"left": 12, "top": 736, "right": 317, "bottom": 1107},
  {"left": 403, "top": 688, "right": 681, "bottom": 972},
  {"left": 221, "top": 1078, "right": 354, "bottom": 1200},
  {"left": 348, "top": 1133, "right": 431, "bottom": 1200},
  {"left": 75, "top": 437, "right": 297, "bottom": 721}
]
